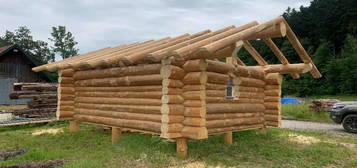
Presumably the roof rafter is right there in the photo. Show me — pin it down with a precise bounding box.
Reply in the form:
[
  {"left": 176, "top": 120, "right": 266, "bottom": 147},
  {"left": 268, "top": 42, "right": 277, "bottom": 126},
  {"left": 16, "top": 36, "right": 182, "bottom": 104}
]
[
  {"left": 242, "top": 40, "right": 268, "bottom": 66},
  {"left": 263, "top": 38, "right": 300, "bottom": 79}
]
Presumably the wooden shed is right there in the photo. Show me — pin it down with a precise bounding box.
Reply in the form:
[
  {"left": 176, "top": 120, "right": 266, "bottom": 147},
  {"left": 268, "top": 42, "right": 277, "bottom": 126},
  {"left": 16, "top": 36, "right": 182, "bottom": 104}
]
[
  {"left": 33, "top": 16, "right": 321, "bottom": 157},
  {"left": 0, "top": 44, "right": 54, "bottom": 104}
]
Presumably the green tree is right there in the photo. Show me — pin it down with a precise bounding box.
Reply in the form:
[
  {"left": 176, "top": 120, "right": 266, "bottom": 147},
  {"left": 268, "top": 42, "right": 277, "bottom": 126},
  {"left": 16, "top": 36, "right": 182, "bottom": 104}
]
[
  {"left": 49, "top": 26, "right": 79, "bottom": 59},
  {"left": 1, "top": 26, "right": 54, "bottom": 64}
]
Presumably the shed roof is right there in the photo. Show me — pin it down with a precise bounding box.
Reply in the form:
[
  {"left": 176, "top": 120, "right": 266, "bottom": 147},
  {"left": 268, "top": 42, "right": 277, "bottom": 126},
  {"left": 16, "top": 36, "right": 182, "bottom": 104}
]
[
  {"left": 33, "top": 16, "right": 321, "bottom": 78},
  {"left": 0, "top": 44, "right": 55, "bottom": 82}
]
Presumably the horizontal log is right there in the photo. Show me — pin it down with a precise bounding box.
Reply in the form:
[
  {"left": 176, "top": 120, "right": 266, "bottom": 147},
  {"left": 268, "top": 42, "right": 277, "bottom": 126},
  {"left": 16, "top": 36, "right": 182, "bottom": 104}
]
[
  {"left": 238, "top": 86, "right": 264, "bottom": 92},
  {"left": 161, "top": 114, "right": 185, "bottom": 123},
  {"left": 265, "top": 85, "right": 280, "bottom": 90},
  {"left": 60, "top": 84, "right": 74, "bottom": 88},
  {"left": 184, "top": 107, "right": 206, "bottom": 118},
  {"left": 160, "top": 65, "right": 186, "bottom": 80},
  {"left": 205, "top": 97, "right": 264, "bottom": 104},
  {"left": 162, "top": 79, "right": 184, "bottom": 88},
  {"left": 75, "top": 74, "right": 163, "bottom": 87},
  {"left": 162, "top": 95, "right": 184, "bottom": 104},
  {"left": 206, "top": 90, "right": 225, "bottom": 97},
  {"left": 58, "top": 117, "right": 73, "bottom": 121},
  {"left": 59, "top": 87, "right": 75, "bottom": 94},
  {"left": 206, "top": 116, "right": 263, "bottom": 128},
  {"left": 10, "top": 93, "right": 57, "bottom": 100},
  {"left": 206, "top": 103, "right": 265, "bottom": 114},
  {"left": 265, "top": 73, "right": 282, "bottom": 85},
  {"left": 182, "top": 85, "right": 205, "bottom": 92},
  {"left": 74, "top": 114, "right": 161, "bottom": 132},
  {"left": 183, "top": 100, "right": 202, "bottom": 107},
  {"left": 75, "top": 86, "right": 162, "bottom": 92},
  {"left": 264, "top": 96, "right": 280, "bottom": 102},
  {"left": 258, "top": 63, "right": 312, "bottom": 74},
  {"left": 207, "top": 72, "right": 229, "bottom": 84},
  {"left": 59, "top": 77, "right": 74, "bottom": 84},
  {"left": 265, "top": 114, "right": 279, "bottom": 121},
  {"left": 160, "top": 132, "right": 182, "bottom": 139},
  {"left": 265, "top": 102, "right": 281, "bottom": 110},
  {"left": 208, "top": 124, "right": 263, "bottom": 134},
  {"left": 182, "top": 59, "right": 207, "bottom": 72},
  {"left": 183, "top": 117, "right": 206, "bottom": 127},
  {"left": 234, "top": 66, "right": 265, "bottom": 79},
  {"left": 206, "top": 60, "right": 234, "bottom": 74},
  {"left": 161, "top": 123, "right": 184, "bottom": 133},
  {"left": 237, "top": 91, "right": 265, "bottom": 99},
  {"left": 59, "top": 105, "right": 74, "bottom": 111},
  {"left": 181, "top": 126, "right": 208, "bottom": 139},
  {"left": 76, "top": 91, "right": 162, "bottom": 99},
  {"left": 76, "top": 108, "right": 161, "bottom": 122},
  {"left": 182, "top": 72, "right": 207, "bottom": 84},
  {"left": 206, "top": 112, "right": 259, "bottom": 120},
  {"left": 265, "top": 89, "right": 281, "bottom": 96},
  {"left": 238, "top": 77, "right": 265, "bottom": 88},
  {"left": 60, "top": 69, "right": 75, "bottom": 77},
  {"left": 59, "top": 101, "right": 74, "bottom": 106},
  {"left": 161, "top": 88, "right": 181, "bottom": 95},
  {"left": 206, "top": 83, "right": 226, "bottom": 90},
  {"left": 76, "top": 97, "right": 162, "bottom": 106},
  {"left": 182, "top": 91, "right": 204, "bottom": 100},
  {"left": 59, "top": 111, "right": 74, "bottom": 118},
  {"left": 76, "top": 103, "right": 161, "bottom": 114},
  {"left": 74, "top": 63, "right": 162, "bottom": 80},
  {"left": 266, "top": 121, "right": 280, "bottom": 127},
  {"left": 21, "top": 84, "right": 58, "bottom": 91},
  {"left": 59, "top": 94, "right": 74, "bottom": 101},
  {"left": 161, "top": 104, "right": 184, "bottom": 115},
  {"left": 265, "top": 110, "right": 279, "bottom": 115}
]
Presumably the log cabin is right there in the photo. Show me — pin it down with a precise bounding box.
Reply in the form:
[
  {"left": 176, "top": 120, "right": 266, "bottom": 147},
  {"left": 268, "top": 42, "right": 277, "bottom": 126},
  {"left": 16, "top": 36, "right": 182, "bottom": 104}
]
[{"left": 32, "top": 16, "right": 321, "bottom": 157}]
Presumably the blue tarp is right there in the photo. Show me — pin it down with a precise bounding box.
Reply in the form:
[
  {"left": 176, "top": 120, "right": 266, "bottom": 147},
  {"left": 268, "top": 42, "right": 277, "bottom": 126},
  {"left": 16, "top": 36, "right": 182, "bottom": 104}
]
[{"left": 281, "top": 97, "right": 299, "bottom": 104}]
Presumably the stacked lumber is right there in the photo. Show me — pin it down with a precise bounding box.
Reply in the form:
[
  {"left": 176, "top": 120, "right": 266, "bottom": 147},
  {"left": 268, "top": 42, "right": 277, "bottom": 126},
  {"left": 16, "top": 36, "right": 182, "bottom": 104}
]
[
  {"left": 309, "top": 99, "right": 340, "bottom": 112},
  {"left": 160, "top": 59, "right": 185, "bottom": 139},
  {"left": 71, "top": 63, "right": 164, "bottom": 134},
  {"left": 264, "top": 73, "right": 282, "bottom": 127},
  {"left": 9, "top": 83, "right": 58, "bottom": 118}
]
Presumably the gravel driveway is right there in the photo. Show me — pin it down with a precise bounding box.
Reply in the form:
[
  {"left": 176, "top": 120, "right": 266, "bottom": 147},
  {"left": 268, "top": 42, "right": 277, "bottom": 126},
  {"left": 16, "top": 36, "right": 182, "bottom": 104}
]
[{"left": 281, "top": 119, "right": 357, "bottom": 138}]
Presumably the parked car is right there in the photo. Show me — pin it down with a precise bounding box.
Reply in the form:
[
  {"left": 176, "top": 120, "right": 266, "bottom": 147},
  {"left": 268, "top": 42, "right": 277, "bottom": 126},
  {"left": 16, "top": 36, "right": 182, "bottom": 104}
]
[{"left": 329, "top": 101, "right": 357, "bottom": 133}]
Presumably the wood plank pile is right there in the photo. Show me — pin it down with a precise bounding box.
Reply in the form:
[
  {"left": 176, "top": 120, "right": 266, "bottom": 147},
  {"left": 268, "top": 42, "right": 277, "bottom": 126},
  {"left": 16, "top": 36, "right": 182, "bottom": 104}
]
[
  {"left": 9, "top": 83, "right": 58, "bottom": 118},
  {"left": 309, "top": 99, "right": 340, "bottom": 112}
]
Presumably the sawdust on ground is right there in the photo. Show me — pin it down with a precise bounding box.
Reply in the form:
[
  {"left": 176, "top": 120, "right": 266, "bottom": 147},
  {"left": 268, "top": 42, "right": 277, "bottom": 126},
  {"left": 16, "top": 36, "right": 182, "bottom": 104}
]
[{"left": 32, "top": 128, "right": 63, "bottom": 136}]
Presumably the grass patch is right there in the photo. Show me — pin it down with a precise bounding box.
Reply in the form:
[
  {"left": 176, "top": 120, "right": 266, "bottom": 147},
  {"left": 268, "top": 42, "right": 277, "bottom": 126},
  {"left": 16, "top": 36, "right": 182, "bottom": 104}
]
[
  {"left": 281, "top": 94, "right": 357, "bottom": 122},
  {"left": 0, "top": 122, "right": 356, "bottom": 168},
  {"left": 281, "top": 103, "right": 331, "bottom": 122}
]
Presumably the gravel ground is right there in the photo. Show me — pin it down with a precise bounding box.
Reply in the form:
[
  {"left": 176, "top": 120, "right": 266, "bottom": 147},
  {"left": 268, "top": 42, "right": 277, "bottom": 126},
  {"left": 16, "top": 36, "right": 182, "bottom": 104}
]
[{"left": 281, "top": 119, "right": 357, "bottom": 138}]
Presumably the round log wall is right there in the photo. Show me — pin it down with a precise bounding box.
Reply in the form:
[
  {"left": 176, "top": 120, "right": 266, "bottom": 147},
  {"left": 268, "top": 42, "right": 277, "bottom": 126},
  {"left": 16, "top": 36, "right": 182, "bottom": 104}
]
[
  {"left": 264, "top": 73, "right": 282, "bottom": 127},
  {"left": 203, "top": 60, "right": 266, "bottom": 134},
  {"left": 57, "top": 69, "right": 75, "bottom": 120},
  {"left": 71, "top": 63, "right": 164, "bottom": 134}
]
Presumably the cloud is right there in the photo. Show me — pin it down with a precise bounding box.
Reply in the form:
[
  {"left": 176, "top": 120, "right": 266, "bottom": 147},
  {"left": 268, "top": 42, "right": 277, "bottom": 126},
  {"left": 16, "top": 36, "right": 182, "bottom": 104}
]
[{"left": 0, "top": 0, "right": 311, "bottom": 59}]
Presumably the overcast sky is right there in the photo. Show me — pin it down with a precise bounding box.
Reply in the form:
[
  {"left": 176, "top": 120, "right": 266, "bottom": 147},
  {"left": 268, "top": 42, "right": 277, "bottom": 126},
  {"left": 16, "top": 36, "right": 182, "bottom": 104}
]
[{"left": 0, "top": 0, "right": 311, "bottom": 59}]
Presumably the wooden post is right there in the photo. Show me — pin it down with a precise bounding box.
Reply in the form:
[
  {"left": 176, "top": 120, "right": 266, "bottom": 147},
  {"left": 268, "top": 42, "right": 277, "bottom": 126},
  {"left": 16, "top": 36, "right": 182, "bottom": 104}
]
[
  {"left": 69, "top": 120, "right": 79, "bottom": 132},
  {"left": 176, "top": 137, "right": 187, "bottom": 158},
  {"left": 224, "top": 131, "right": 233, "bottom": 145},
  {"left": 257, "top": 126, "right": 267, "bottom": 135},
  {"left": 112, "top": 127, "right": 122, "bottom": 143}
]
